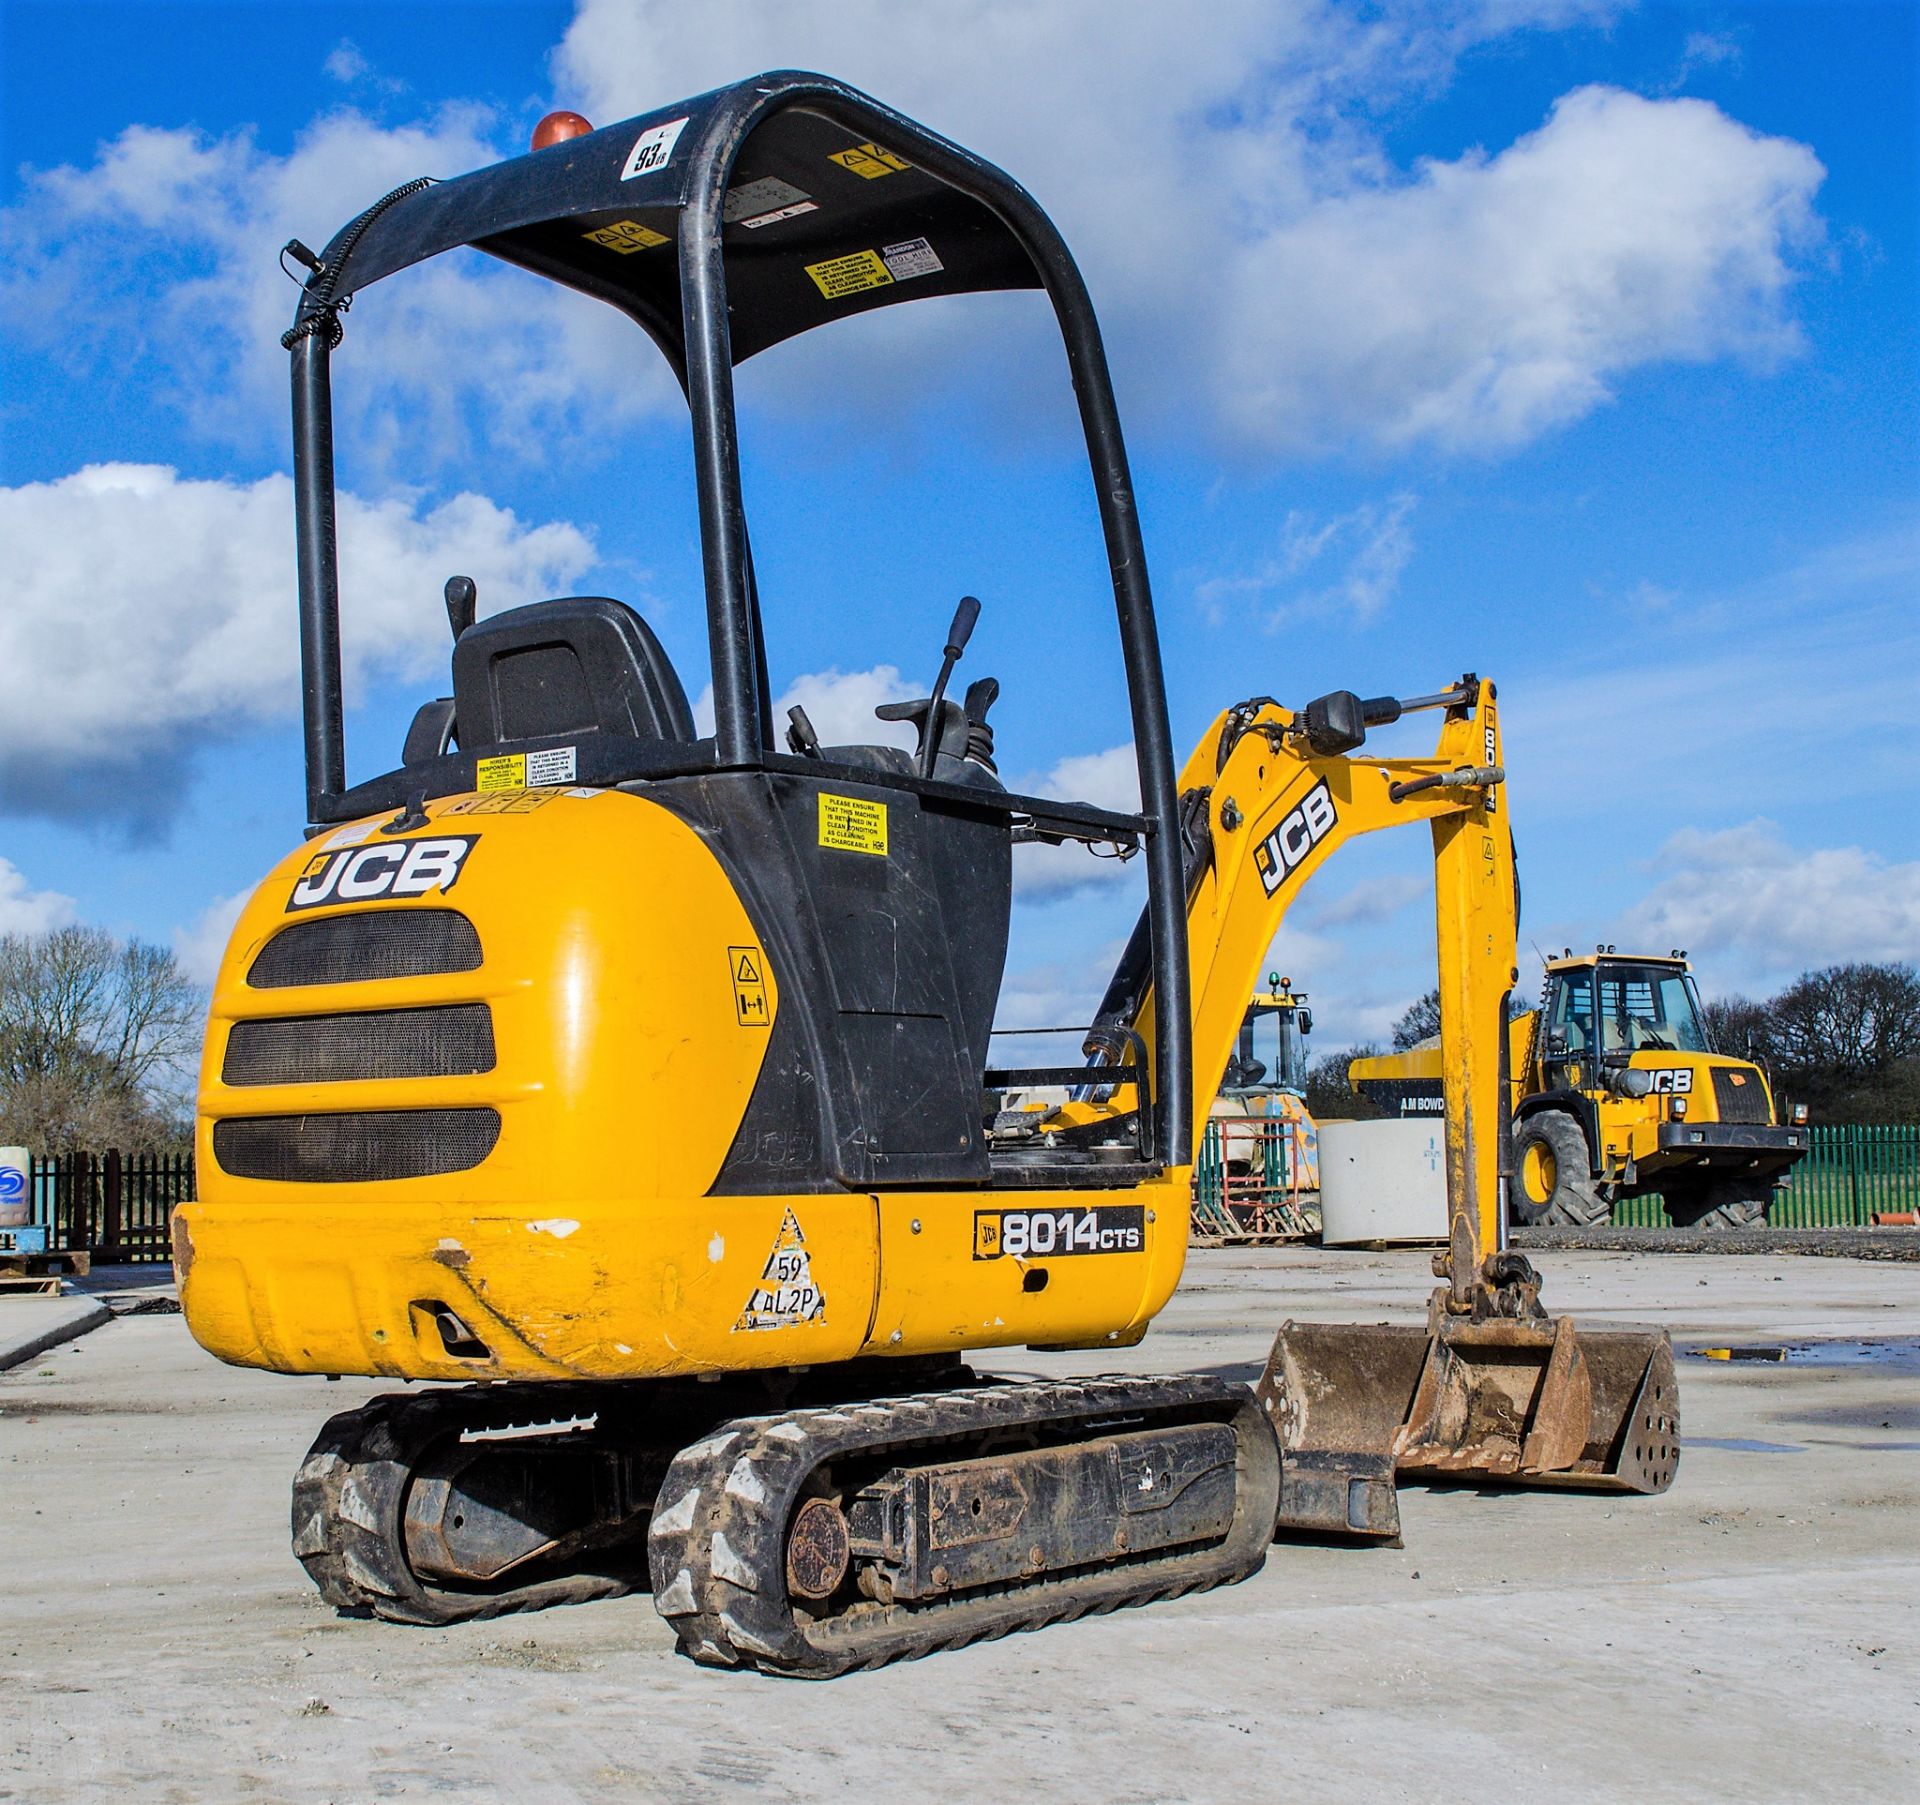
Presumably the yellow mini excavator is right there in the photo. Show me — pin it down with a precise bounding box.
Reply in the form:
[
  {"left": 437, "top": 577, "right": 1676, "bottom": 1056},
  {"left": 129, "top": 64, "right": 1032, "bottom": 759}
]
[{"left": 176, "top": 72, "right": 1677, "bottom": 1676}]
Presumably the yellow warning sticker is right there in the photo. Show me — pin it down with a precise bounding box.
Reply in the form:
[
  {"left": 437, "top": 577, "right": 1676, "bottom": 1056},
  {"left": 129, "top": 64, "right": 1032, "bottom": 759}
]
[
  {"left": 734, "top": 1207, "right": 826, "bottom": 1332},
  {"left": 818, "top": 793, "right": 888, "bottom": 855},
  {"left": 805, "top": 248, "right": 893, "bottom": 300},
  {"left": 728, "top": 944, "right": 770, "bottom": 1027},
  {"left": 442, "top": 787, "right": 559, "bottom": 816},
  {"left": 583, "top": 219, "right": 670, "bottom": 254},
  {"left": 475, "top": 753, "right": 527, "bottom": 791},
  {"left": 830, "top": 142, "right": 911, "bottom": 179}
]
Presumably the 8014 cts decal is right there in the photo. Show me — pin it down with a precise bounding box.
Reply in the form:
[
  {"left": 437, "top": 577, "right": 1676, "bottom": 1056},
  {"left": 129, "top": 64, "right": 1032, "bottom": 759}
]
[
  {"left": 973, "top": 1204, "right": 1145, "bottom": 1260},
  {"left": 287, "top": 837, "right": 477, "bottom": 912}
]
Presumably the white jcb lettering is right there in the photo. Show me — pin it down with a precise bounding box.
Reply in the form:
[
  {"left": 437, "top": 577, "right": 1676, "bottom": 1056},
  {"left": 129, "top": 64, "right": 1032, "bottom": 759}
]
[
  {"left": 336, "top": 845, "right": 406, "bottom": 900},
  {"left": 395, "top": 839, "right": 472, "bottom": 897},
  {"left": 286, "top": 834, "right": 476, "bottom": 911},
  {"left": 1253, "top": 779, "right": 1339, "bottom": 896}
]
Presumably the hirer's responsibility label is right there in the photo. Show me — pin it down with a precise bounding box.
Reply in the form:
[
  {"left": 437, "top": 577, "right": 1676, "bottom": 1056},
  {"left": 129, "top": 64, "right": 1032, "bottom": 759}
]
[
  {"left": 475, "top": 745, "right": 577, "bottom": 791},
  {"left": 621, "top": 117, "right": 689, "bottom": 181},
  {"left": 287, "top": 837, "right": 476, "bottom": 912},
  {"left": 817, "top": 793, "right": 888, "bottom": 855},
  {"left": 734, "top": 1207, "right": 826, "bottom": 1331}
]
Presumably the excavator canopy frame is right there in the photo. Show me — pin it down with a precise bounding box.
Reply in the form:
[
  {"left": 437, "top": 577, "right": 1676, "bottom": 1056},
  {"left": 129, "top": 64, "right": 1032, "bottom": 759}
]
[{"left": 284, "top": 69, "right": 1194, "bottom": 1169}]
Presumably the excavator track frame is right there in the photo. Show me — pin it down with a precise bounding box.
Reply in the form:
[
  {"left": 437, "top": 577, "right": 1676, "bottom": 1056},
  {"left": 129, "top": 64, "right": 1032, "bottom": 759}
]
[{"left": 649, "top": 1373, "right": 1280, "bottom": 1678}]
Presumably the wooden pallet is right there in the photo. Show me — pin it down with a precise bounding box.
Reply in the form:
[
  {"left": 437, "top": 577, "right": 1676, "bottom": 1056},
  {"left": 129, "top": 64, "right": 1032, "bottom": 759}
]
[{"left": 0, "top": 1248, "right": 91, "bottom": 1282}]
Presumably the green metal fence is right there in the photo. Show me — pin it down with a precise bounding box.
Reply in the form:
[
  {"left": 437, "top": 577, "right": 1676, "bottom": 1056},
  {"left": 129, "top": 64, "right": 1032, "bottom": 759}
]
[{"left": 1613, "top": 1123, "right": 1920, "bottom": 1228}]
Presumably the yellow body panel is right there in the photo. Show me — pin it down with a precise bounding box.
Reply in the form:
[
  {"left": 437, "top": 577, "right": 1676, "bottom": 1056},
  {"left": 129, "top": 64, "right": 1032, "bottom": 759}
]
[{"left": 179, "top": 786, "right": 1185, "bottom": 1382}]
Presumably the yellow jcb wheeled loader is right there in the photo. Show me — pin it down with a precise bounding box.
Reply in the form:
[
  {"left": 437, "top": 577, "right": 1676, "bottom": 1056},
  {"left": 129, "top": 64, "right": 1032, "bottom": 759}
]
[
  {"left": 1352, "top": 950, "right": 1810, "bottom": 1227},
  {"left": 175, "top": 72, "right": 1678, "bottom": 1677}
]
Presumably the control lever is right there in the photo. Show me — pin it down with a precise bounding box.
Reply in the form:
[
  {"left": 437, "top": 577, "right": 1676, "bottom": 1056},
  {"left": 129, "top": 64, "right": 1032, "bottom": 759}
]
[
  {"left": 786, "top": 705, "right": 822, "bottom": 757},
  {"left": 918, "top": 595, "right": 980, "bottom": 778},
  {"left": 962, "top": 676, "right": 999, "bottom": 771},
  {"left": 445, "top": 575, "right": 477, "bottom": 641}
]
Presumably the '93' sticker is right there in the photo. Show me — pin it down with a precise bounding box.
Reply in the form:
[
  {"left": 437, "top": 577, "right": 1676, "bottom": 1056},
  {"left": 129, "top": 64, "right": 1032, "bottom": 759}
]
[{"left": 973, "top": 1204, "right": 1145, "bottom": 1260}]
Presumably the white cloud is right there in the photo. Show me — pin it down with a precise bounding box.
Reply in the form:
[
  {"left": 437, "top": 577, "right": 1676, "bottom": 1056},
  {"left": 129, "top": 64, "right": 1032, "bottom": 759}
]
[
  {"left": 1298, "top": 873, "right": 1427, "bottom": 930},
  {"left": 0, "top": 860, "right": 77, "bottom": 937},
  {"left": 1217, "top": 85, "right": 1823, "bottom": 451},
  {"left": 0, "top": 464, "right": 595, "bottom": 820},
  {"left": 1614, "top": 821, "right": 1920, "bottom": 993},
  {"left": 774, "top": 666, "right": 919, "bottom": 752},
  {"left": 324, "top": 40, "right": 370, "bottom": 83},
  {"left": 172, "top": 890, "right": 251, "bottom": 985},
  {"left": 2, "top": 110, "right": 679, "bottom": 470},
  {"left": 1199, "top": 493, "right": 1417, "bottom": 625}
]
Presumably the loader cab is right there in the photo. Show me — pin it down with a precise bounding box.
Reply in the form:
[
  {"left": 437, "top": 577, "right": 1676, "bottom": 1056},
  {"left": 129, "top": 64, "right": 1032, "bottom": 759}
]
[
  {"left": 1222, "top": 977, "right": 1312, "bottom": 1097},
  {"left": 1538, "top": 952, "right": 1707, "bottom": 1090},
  {"left": 278, "top": 72, "right": 1192, "bottom": 1190}
]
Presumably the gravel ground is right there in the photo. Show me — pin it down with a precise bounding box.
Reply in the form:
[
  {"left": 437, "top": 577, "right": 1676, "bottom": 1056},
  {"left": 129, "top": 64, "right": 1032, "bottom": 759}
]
[{"left": 2, "top": 1246, "right": 1915, "bottom": 1804}]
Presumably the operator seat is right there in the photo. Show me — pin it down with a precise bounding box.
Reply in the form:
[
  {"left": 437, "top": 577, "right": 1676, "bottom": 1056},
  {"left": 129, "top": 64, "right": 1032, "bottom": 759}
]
[{"left": 451, "top": 597, "right": 696, "bottom": 751}]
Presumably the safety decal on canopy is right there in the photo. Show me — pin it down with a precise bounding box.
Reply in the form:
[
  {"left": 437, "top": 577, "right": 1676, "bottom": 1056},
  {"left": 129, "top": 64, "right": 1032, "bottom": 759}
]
[
  {"left": 583, "top": 219, "right": 670, "bottom": 254},
  {"left": 881, "top": 237, "right": 942, "bottom": 281},
  {"left": 724, "top": 177, "right": 818, "bottom": 230},
  {"left": 621, "top": 116, "right": 689, "bottom": 181},
  {"left": 733, "top": 1207, "right": 826, "bottom": 1332},
  {"left": 829, "top": 141, "right": 910, "bottom": 179},
  {"left": 805, "top": 249, "right": 894, "bottom": 299}
]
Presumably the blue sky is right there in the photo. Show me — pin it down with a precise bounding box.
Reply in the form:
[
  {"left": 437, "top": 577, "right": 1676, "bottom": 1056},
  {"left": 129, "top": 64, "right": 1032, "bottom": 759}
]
[{"left": 2, "top": 0, "right": 1915, "bottom": 1050}]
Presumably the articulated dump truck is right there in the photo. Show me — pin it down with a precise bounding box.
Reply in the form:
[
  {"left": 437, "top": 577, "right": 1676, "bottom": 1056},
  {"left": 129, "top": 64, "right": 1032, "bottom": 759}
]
[{"left": 174, "top": 71, "right": 1679, "bottom": 1676}]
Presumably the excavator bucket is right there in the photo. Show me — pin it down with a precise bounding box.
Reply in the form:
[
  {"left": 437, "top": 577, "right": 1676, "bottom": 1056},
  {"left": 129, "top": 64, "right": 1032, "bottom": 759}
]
[{"left": 1257, "top": 1316, "right": 1678, "bottom": 1541}]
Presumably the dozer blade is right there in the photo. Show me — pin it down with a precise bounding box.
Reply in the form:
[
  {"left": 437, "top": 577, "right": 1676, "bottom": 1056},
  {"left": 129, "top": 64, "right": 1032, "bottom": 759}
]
[{"left": 1255, "top": 1316, "right": 1678, "bottom": 1543}]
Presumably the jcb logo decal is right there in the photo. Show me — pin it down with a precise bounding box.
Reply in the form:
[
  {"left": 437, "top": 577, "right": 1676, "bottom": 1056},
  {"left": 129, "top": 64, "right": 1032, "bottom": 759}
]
[
  {"left": 1251, "top": 781, "right": 1337, "bottom": 896},
  {"left": 287, "top": 836, "right": 477, "bottom": 912},
  {"left": 1647, "top": 1068, "right": 1694, "bottom": 1094}
]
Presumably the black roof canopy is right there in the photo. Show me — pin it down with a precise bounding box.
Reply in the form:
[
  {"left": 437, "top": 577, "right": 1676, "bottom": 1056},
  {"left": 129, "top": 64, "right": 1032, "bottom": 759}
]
[
  {"left": 285, "top": 72, "right": 1195, "bottom": 1169},
  {"left": 298, "top": 73, "right": 1044, "bottom": 374}
]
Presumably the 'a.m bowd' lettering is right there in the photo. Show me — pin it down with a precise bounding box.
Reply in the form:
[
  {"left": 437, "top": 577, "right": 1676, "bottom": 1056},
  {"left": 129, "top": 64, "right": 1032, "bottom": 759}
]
[
  {"left": 1250, "top": 780, "right": 1337, "bottom": 896},
  {"left": 286, "top": 836, "right": 478, "bottom": 912}
]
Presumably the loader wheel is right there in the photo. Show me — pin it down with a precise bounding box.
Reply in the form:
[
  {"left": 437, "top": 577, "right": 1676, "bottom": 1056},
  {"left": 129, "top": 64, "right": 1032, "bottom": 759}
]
[
  {"left": 1511, "top": 1112, "right": 1608, "bottom": 1227},
  {"left": 1664, "top": 1177, "right": 1773, "bottom": 1230}
]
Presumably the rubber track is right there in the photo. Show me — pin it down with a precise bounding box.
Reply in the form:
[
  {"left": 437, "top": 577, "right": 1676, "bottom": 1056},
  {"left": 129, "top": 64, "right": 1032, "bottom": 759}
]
[
  {"left": 647, "top": 1373, "right": 1281, "bottom": 1678},
  {"left": 291, "top": 1384, "right": 648, "bottom": 1626}
]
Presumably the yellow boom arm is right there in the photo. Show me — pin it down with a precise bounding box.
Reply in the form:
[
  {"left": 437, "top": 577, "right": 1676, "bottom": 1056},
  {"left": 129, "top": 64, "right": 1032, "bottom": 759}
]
[{"left": 1069, "top": 675, "right": 1516, "bottom": 1276}]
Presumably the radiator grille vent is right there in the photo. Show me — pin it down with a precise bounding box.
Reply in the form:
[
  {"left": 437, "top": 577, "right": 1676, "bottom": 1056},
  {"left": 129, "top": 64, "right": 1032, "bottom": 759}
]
[
  {"left": 212, "top": 1109, "right": 501, "bottom": 1183},
  {"left": 223, "top": 1004, "right": 495, "bottom": 1087},
  {"left": 1710, "top": 1066, "right": 1771, "bottom": 1125},
  {"left": 248, "top": 910, "right": 481, "bottom": 988}
]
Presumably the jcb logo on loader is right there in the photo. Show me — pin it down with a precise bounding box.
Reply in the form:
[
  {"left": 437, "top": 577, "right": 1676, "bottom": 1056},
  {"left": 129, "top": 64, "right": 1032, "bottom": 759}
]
[
  {"left": 1647, "top": 1069, "right": 1694, "bottom": 1094},
  {"left": 286, "top": 837, "right": 477, "bottom": 912},
  {"left": 1251, "top": 781, "right": 1337, "bottom": 896}
]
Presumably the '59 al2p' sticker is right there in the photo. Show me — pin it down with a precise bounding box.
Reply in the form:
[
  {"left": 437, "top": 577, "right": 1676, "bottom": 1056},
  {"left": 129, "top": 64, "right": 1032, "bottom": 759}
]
[
  {"left": 286, "top": 836, "right": 477, "bottom": 912},
  {"left": 973, "top": 1204, "right": 1145, "bottom": 1260}
]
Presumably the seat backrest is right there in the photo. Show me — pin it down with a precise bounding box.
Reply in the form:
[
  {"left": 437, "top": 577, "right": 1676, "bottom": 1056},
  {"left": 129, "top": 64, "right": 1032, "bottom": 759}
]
[{"left": 451, "top": 597, "right": 695, "bottom": 750}]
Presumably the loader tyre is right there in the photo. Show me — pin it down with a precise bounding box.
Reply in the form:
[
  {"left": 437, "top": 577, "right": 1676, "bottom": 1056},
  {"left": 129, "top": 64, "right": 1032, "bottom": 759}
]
[
  {"left": 1511, "top": 1111, "right": 1609, "bottom": 1227},
  {"left": 1663, "top": 1176, "right": 1773, "bottom": 1230}
]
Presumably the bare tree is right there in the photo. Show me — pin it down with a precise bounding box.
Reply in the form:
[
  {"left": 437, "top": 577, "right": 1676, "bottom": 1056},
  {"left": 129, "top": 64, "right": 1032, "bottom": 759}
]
[
  {"left": 1766, "top": 962, "right": 1920, "bottom": 1082},
  {"left": 0, "top": 926, "right": 201, "bottom": 1152},
  {"left": 1390, "top": 990, "right": 1442, "bottom": 1051},
  {"left": 1306, "top": 1045, "right": 1389, "bottom": 1121}
]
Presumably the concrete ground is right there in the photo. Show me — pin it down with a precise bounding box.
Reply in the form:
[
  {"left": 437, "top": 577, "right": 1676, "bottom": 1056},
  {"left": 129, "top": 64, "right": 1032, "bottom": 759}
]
[{"left": 1, "top": 1247, "right": 1915, "bottom": 1804}]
